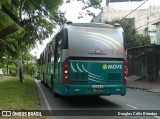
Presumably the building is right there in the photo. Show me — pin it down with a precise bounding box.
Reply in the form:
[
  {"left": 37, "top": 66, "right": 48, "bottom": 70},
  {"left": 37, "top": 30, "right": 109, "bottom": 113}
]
[
  {"left": 102, "top": 0, "right": 160, "bottom": 44},
  {"left": 153, "top": 21, "right": 160, "bottom": 45}
]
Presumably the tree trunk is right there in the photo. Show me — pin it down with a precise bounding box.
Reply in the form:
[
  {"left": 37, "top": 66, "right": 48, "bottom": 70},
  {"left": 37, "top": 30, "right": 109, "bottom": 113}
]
[
  {"left": 7, "top": 55, "right": 9, "bottom": 76},
  {"left": 17, "top": 51, "right": 23, "bottom": 83}
]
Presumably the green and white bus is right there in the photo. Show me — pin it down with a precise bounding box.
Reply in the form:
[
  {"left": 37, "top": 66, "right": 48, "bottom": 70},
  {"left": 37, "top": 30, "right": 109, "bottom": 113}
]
[{"left": 39, "top": 22, "right": 127, "bottom": 97}]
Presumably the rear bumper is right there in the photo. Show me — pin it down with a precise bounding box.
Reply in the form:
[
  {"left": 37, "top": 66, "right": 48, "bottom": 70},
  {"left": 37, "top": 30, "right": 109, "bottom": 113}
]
[{"left": 58, "top": 84, "right": 127, "bottom": 96}]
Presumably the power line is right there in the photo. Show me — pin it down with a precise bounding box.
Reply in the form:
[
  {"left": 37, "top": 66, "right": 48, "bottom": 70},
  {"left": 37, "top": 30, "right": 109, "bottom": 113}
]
[
  {"left": 135, "top": 19, "right": 160, "bottom": 30},
  {"left": 121, "top": 0, "right": 148, "bottom": 21},
  {"left": 135, "top": 11, "right": 160, "bottom": 22}
]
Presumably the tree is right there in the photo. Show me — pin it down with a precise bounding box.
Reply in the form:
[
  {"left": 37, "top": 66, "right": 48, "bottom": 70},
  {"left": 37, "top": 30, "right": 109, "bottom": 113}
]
[
  {"left": 0, "top": 0, "right": 24, "bottom": 60},
  {"left": 105, "top": 19, "right": 150, "bottom": 49},
  {"left": 0, "top": 0, "right": 63, "bottom": 83},
  {"left": 23, "top": 53, "right": 37, "bottom": 76},
  {"left": 64, "top": 0, "right": 103, "bottom": 20}
]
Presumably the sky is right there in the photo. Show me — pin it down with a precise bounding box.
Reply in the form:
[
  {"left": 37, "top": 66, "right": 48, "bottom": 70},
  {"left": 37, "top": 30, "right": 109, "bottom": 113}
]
[
  {"left": 30, "top": 0, "right": 160, "bottom": 58},
  {"left": 30, "top": 0, "right": 101, "bottom": 58}
]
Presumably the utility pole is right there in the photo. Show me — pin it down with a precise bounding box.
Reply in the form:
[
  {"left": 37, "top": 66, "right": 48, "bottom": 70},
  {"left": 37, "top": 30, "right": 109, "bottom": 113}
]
[{"left": 147, "top": 9, "right": 149, "bottom": 36}]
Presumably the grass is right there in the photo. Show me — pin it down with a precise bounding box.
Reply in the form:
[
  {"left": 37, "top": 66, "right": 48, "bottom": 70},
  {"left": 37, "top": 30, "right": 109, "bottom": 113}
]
[
  {"left": 0, "top": 76, "right": 13, "bottom": 82},
  {"left": 0, "top": 76, "right": 39, "bottom": 110},
  {"left": 0, "top": 77, "right": 51, "bottom": 119},
  {"left": 0, "top": 76, "right": 49, "bottom": 119}
]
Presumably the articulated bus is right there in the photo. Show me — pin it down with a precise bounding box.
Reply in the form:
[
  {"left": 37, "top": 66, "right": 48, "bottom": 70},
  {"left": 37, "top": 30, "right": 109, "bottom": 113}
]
[{"left": 38, "top": 22, "right": 127, "bottom": 97}]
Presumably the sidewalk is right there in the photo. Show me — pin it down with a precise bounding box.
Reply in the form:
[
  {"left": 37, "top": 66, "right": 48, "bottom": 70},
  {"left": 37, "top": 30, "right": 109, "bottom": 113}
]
[{"left": 127, "top": 75, "right": 160, "bottom": 94}]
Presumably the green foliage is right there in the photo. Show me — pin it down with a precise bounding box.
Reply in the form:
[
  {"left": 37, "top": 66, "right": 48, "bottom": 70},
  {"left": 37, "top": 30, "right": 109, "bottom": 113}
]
[
  {"left": 0, "top": 55, "right": 17, "bottom": 76},
  {"left": 22, "top": 52, "right": 37, "bottom": 76},
  {"left": 89, "top": 0, "right": 102, "bottom": 7},
  {"left": 105, "top": 19, "right": 150, "bottom": 48},
  {"left": 8, "top": 63, "right": 17, "bottom": 76},
  {"left": 0, "top": 76, "right": 39, "bottom": 110},
  {"left": 0, "top": 0, "right": 63, "bottom": 58},
  {"left": 23, "top": 62, "right": 37, "bottom": 76},
  {"left": 0, "top": 0, "right": 24, "bottom": 60},
  {"left": 0, "top": 0, "right": 63, "bottom": 81}
]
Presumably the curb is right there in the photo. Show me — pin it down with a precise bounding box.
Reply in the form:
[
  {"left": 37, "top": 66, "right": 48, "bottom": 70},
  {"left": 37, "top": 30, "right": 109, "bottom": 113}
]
[{"left": 127, "top": 86, "right": 160, "bottom": 94}]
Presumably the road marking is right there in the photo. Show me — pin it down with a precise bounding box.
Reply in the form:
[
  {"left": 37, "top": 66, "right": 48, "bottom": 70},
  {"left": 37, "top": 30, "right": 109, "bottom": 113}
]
[
  {"left": 126, "top": 104, "right": 160, "bottom": 118},
  {"left": 126, "top": 104, "right": 138, "bottom": 109},
  {"left": 35, "top": 80, "right": 52, "bottom": 110},
  {"left": 154, "top": 116, "right": 160, "bottom": 119}
]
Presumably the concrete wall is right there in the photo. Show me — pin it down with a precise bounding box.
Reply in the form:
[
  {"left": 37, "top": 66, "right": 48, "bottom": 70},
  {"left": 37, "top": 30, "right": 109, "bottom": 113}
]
[
  {"left": 102, "top": 3, "right": 160, "bottom": 44},
  {"left": 156, "top": 23, "right": 160, "bottom": 45}
]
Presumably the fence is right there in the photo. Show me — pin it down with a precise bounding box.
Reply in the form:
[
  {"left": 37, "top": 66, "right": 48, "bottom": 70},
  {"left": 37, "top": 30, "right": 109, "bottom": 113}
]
[{"left": 127, "top": 45, "right": 160, "bottom": 81}]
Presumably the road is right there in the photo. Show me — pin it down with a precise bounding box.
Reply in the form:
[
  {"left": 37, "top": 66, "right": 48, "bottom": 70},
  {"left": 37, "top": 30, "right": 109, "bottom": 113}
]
[{"left": 35, "top": 79, "right": 160, "bottom": 119}]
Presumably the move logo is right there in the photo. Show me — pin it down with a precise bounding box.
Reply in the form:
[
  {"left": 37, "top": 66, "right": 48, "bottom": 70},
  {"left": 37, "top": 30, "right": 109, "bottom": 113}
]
[{"left": 102, "top": 64, "right": 122, "bottom": 70}]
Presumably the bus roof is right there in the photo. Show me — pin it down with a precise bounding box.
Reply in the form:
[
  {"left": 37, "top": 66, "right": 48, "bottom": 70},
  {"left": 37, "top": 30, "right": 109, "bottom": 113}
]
[
  {"left": 63, "top": 22, "right": 125, "bottom": 59},
  {"left": 62, "top": 22, "right": 121, "bottom": 29}
]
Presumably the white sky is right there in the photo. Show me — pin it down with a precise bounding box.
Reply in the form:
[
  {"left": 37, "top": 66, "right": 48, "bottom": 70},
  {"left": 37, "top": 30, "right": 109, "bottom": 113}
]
[
  {"left": 30, "top": 0, "right": 160, "bottom": 58},
  {"left": 30, "top": 0, "right": 101, "bottom": 58}
]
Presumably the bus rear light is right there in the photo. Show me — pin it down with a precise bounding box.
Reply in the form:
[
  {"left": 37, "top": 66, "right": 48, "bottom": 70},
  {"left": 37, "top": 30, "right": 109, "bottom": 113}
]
[
  {"left": 62, "top": 58, "right": 70, "bottom": 84},
  {"left": 64, "top": 70, "right": 68, "bottom": 74},
  {"left": 64, "top": 76, "right": 68, "bottom": 79},
  {"left": 124, "top": 71, "right": 127, "bottom": 76},
  {"left": 123, "top": 76, "right": 127, "bottom": 84},
  {"left": 123, "top": 60, "right": 127, "bottom": 84}
]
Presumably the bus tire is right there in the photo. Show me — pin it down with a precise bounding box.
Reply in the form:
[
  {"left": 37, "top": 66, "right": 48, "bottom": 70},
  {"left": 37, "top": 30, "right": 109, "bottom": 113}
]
[
  {"left": 44, "top": 82, "right": 47, "bottom": 87},
  {"left": 53, "top": 91, "right": 60, "bottom": 97},
  {"left": 51, "top": 75, "right": 53, "bottom": 90},
  {"left": 42, "top": 73, "right": 45, "bottom": 85},
  {"left": 53, "top": 86, "right": 60, "bottom": 97}
]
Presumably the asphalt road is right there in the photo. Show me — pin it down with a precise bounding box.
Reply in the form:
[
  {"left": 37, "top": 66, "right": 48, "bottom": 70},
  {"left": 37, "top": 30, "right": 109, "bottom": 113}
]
[{"left": 35, "top": 79, "right": 160, "bottom": 119}]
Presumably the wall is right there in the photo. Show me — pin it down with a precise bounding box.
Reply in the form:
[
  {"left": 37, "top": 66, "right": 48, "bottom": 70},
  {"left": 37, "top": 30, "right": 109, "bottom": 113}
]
[
  {"left": 156, "top": 23, "right": 160, "bottom": 44},
  {"left": 102, "top": 3, "right": 160, "bottom": 44},
  {"left": 128, "top": 46, "right": 160, "bottom": 81}
]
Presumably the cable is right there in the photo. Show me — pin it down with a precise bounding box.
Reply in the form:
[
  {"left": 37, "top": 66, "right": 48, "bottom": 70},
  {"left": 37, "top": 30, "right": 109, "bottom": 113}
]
[
  {"left": 135, "top": 19, "right": 160, "bottom": 30},
  {"left": 136, "top": 11, "right": 160, "bottom": 22},
  {"left": 121, "top": 0, "right": 148, "bottom": 21}
]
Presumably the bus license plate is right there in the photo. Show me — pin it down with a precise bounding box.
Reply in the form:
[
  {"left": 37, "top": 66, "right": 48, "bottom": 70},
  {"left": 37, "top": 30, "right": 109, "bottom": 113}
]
[{"left": 93, "top": 88, "right": 103, "bottom": 92}]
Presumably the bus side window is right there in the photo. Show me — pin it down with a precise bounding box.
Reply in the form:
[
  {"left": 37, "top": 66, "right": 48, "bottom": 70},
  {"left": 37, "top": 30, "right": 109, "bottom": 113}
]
[
  {"left": 51, "top": 46, "right": 54, "bottom": 62},
  {"left": 56, "top": 33, "right": 62, "bottom": 62},
  {"left": 54, "top": 31, "right": 63, "bottom": 64}
]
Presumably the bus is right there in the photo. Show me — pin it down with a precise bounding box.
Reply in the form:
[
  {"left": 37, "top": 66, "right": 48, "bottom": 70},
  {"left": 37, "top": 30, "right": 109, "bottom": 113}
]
[{"left": 38, "top": 22, "right": 127, "bottom": 97}]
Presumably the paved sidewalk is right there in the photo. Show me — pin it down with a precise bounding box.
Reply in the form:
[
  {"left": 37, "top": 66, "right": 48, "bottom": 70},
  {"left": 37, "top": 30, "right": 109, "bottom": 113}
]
[{"left": 127, "top": 75, "right": 160, "bottom": 94}]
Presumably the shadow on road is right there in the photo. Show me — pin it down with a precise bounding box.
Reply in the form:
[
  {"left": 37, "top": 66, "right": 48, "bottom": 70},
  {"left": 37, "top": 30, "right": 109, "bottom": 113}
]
[
  {"left": 38, "top": 80, "right": 121, "bottom": 110},
  {"left": 57, "top": 96, "right": 119, "bottom": 109}
]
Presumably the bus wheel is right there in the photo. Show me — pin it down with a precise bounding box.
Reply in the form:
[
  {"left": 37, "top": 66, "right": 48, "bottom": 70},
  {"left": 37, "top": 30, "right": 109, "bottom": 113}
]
[
  {"left": 44, "top": 82, "right": 47, "bottom": 87},
  {"left": 53, "top": 91, "right": 60, "bottom": 97},
  {"left": 53, "top": 88, "right": 60, "bottom": 97}
]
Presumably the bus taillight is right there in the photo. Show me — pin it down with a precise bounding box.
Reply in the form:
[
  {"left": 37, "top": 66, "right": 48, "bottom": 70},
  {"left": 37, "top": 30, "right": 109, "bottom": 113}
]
[
  {"left": 62, "top": 58, "right": 69, "bottom": 84},
  {"left": 123, "top": 59, "right": 127, "bottom": 84}
]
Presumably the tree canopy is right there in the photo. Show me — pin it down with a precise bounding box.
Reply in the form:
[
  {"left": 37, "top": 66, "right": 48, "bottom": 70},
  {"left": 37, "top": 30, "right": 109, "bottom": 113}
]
[
  {"left": 0, "top": 0, "right": 63, "bottom": 58},
  {"left": 105, "top": 19, "right": 150, "bottom": 49},
  {"left": 0, "top": 0, "right": 63, "bottom": 81}
]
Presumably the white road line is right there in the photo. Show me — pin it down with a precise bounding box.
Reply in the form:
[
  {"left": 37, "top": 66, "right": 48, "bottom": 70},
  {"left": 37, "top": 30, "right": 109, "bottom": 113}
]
[
  {"left": 154, "top": 116, "right": 160, "bottom": 119},
  {"left": 126, "top": 104, "right": 138, "bottom": 109},
  {"left": 35, "top": 80, "right": 52, "bottom": 110}
]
